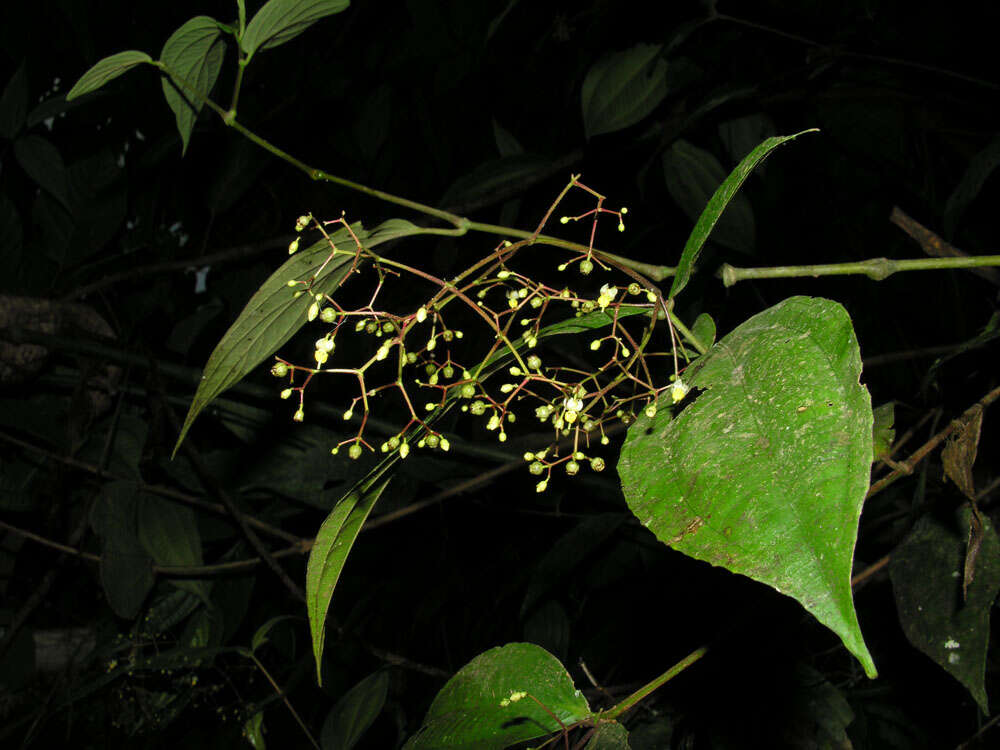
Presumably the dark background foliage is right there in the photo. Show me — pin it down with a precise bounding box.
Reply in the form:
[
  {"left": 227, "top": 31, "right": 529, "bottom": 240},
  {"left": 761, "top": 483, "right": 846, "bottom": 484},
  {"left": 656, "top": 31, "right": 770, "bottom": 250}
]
[{"left": 1, "top": 1, "right": 999, "bottom": 747}]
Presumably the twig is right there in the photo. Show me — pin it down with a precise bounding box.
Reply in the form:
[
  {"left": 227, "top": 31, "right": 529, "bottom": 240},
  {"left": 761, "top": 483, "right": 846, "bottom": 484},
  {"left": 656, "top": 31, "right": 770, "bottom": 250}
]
[
  {"left": 152, "top": 383, "right": 307, "bottom": 602},
  {"left": 718, "top": 255, "right": 1000, "bottom": 286},
  {"left": 890, "top": 206, "right": 1000, "bottom": 286},
  {"left": 0, "top": 518, "right": 307, "bottom": 576},
  {"left": 0, "top": 501, "right": 92, "bottom": 663},
  {"left": 867, "top": 385, "right": 1000, "bottom": 499},
  {"left": 0, "top": 429, "right": 301, "bottom": 544},
  {"left": 64, "top": 235, "right": 297, "bottom": 301}
]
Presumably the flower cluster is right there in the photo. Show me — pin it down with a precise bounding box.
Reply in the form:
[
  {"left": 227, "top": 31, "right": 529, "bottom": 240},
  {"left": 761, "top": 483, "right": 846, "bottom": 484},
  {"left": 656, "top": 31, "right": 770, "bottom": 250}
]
[{"left": 270, "top": 178, "right": 692, "bottom": 490}]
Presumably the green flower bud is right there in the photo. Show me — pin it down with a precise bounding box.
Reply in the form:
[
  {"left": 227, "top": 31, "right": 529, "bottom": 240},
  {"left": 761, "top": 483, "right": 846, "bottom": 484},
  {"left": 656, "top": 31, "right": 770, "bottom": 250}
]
[
  {"left": 348, "top": 443, "right": 363, "bottom": 460},
  {"left": 271, "top": 362, "right": 289, "bottom": 377},
  {"left": 579, "top": 259, "right": 594, "bottom": 275}
]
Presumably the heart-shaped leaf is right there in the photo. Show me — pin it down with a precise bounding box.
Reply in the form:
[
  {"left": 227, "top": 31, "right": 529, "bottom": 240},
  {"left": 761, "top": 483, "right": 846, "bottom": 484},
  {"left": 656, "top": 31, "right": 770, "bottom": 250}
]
[
  {"left": 619, "top": 296, "right": 876, "bottom": 677},
  {"left": 403, "top": 643, "right": 591, "bottom": 749}
]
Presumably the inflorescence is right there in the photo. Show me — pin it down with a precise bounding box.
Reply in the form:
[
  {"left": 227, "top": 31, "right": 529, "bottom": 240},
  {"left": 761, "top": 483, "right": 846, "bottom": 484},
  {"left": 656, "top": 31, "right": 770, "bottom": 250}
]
[{"left": 271, "top": 177, "right": 691, "bottom": 492}]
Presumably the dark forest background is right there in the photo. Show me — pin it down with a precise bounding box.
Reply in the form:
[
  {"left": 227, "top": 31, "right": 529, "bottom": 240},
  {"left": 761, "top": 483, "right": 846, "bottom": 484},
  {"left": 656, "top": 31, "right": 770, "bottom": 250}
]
[{"left": 2, "top": 1, "right": 999, "bottom": 747}]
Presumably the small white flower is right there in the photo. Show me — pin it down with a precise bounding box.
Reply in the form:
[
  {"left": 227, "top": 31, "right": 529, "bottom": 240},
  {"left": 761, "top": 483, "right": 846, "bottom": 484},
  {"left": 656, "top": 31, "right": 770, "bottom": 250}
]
[{"left": 671, "top": 379, "right": 690, "bottom": 403}]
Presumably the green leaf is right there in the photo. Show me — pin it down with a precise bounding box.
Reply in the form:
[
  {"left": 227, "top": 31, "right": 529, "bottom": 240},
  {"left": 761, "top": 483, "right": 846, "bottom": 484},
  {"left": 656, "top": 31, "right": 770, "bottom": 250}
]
[
  {"left": 668, "top": 130, "right": 817, "bottom": 299},
  {"left": 689, "top": 312, "right": 716, "bottom": 351},
  {"left": 581, "top": 44, "right": 668, "bottom": 139},
  {"left": 588, "top": 722, "right": 631, "bottom": 749},
  {"left": 14, "top": 134, "right": 71, "bottom": 210},
  {"left": 307, "top": 474, "right": 392, "bottom": 684},
  {"left": 403, "top": 643, "right": 591, "bottom": 750},
  {"left": 173, "top": 223, "right": 367, "bottom": 454},
  {"left": 943, "top": 135, "right": 1000, "bottom": 236},
  {"left": 890, "top": 507, "right": 1000, "bottom": 714},
  {"left": 440, "top": 154, "right": 553, "bottom": 209},
  {"left": 137, "top": 493, "right": 210, "bottom": 604},
  {"left": 144, "top": 589, "right": 202, "bottom": 635},
  {"left": 65, "top": 50, "right": 154, "bottom": 101},
  {"left": 241, "top": 0, "right": 350, "bottom": 59},
  {"left": 486, "top": 0, "right": 520, "bottom": 41},
  {"left": 872, "top": 402, "right": 895, "bottom": 461},
  {"left": 0, "top": 62, "right": 28, "bottom": 139},
  {"left": 522, "top": 601, "right": 569, "bottom": 664},
  {"left": 90, "top": 481, "right": 155, "bottom": 619},
  {"left": 250, "top": 614, "right": 299, "bottom": 653},
  {"left": 521, "top": 513, "right": 624, "bottom": 617},
  {"left": 662, "top": 139, "right": 755, "bottom": 256},
  {"left": 618, "top": 296, "right": 876, "bottom": 677},
  {"left": 159, "top": 16, "right": 226, "bottom": 155},
  {"left": 320, "top": 670, "right": 390, "bottom": 750},
  {"left": 243, "top": 711, "right": 266, "bottom": 749},
  {"left": 717, "top": 113, "right": 776, "bottom": 171},
  {"left": 492, "top": 119, "right": 524, "bottom": 157},
  {"left": 367, "top": 217, "right": 420, "bottom": 243}
]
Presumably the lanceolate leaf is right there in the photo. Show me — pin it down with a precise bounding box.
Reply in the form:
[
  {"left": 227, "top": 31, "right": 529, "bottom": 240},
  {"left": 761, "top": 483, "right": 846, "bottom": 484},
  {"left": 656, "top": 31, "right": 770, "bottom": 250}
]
[
  {"left": 174, "top": 224, "right": 367, "bottom": 454},
  {"left": 241, "top": 0, "right": 350, "bottom": 59},
  {"left": 668, "top": 130, "right": 818, "bottom": 300},
  {"left": 320, "top": 670, "right": 390, "bottom": 750},
  {"left": 403, "top": 643, "right": 591, "bottom": 749},
  {"left": 65, "top": 50, "right": 154, "bottom": 101},
  {"left": 307, "top": 474, "right": 392, "bottom": 684},
  {"left": 581, "top": 44, "right": 668, "bottom": 139},
  {"left": 618, "top": 296, "right": 877, "bottom": 677},
  {"left": 159, "top": 16, "right": 226, "bottom": 155}
]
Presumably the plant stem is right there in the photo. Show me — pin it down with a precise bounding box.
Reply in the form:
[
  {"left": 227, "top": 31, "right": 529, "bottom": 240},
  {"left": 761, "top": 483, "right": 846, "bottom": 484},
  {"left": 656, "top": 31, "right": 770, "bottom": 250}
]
[
  {"left": 718, "top": 255, "right": 1000, "bottom": 286},
  {"left": 155, "top": 63, "right": 672, "bottom": 282},
  {"left": 601, "top": 645, "right": 709, "bottom": 721}
]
